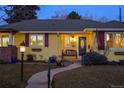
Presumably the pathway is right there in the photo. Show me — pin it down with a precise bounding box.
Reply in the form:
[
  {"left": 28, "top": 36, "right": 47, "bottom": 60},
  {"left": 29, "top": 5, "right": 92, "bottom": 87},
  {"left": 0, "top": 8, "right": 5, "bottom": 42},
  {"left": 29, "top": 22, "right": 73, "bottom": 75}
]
[{"left": 26, "top": 63, "right": 81, "bottom": 88}]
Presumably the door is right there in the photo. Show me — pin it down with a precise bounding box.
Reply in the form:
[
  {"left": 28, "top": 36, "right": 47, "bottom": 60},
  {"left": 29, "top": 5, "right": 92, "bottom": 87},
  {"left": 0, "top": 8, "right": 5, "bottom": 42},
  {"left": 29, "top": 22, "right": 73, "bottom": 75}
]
[{"left": 79, "top": 37, "right": 86, "bottom": 55}]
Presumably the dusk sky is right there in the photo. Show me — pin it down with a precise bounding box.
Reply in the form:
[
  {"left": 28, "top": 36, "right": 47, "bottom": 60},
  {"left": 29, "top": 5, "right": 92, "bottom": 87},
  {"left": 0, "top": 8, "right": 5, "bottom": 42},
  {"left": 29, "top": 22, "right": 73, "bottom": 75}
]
[
  {"left": 1, "top": 5, "right": 124, "bottom": 25},
  {"left": 37, "top": 5, "right": 124, "bottom": 21}
]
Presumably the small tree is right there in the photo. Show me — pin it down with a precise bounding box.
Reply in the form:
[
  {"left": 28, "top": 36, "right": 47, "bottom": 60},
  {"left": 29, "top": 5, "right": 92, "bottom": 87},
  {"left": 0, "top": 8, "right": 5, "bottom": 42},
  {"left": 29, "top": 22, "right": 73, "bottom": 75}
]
[{"left": 66, "top": 11, "right": 81, "bottom": 19}]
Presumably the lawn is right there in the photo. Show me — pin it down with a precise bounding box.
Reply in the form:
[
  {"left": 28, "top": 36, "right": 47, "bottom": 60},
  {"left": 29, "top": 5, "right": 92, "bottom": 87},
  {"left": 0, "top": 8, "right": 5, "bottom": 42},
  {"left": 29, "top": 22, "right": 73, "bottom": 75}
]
[
  {"left": 0, "top": 63, "right": 57, "bottom": 88},
  {"left": 52, "top": 65, "right": 124, "bottom": 88}
]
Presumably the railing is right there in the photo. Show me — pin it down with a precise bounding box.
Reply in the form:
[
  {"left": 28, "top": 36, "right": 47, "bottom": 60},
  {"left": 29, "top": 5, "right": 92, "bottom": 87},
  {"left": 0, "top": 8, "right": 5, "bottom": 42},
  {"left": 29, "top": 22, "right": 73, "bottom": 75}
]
[
  {"left": 0, "top": 45, "right": 17, "bottom": 62},
  {"left": 62, "top": 49, "right": 77, "bottom": 59}
]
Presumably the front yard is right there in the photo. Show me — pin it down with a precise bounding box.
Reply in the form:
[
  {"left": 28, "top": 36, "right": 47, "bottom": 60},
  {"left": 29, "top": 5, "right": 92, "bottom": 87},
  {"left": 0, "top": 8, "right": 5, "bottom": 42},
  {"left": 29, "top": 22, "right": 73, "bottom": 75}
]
[
  {"left": 52, "top": 65, "right": 124, "bottom": 88},
  {"left": 0, "top": 63, "right": 57, "bottom": 88}
]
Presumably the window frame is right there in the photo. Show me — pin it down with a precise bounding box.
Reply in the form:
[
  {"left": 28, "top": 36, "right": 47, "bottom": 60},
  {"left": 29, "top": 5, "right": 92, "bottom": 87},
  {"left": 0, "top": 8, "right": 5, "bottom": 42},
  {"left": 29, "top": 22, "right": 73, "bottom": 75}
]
[
  {"left": 105, "top": 32, "right": 124, "bottom": 50},
  {"left": 29, "top": 34, "right": 44, "bottom": 48}
]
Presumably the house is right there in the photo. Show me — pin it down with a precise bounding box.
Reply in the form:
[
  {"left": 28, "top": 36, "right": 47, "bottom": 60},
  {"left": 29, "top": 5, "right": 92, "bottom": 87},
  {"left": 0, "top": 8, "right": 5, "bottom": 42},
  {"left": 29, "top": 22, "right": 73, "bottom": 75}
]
[{"left": 0, "top": 19, "right": 124, "bottom": 62}]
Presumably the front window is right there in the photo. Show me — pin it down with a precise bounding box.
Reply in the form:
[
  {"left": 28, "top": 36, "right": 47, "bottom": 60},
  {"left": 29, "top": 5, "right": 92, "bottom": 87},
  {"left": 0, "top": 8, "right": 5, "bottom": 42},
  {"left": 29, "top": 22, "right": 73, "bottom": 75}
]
[
  {"left": 0, "top": 36, "right": 9, "bottom": 47},
  {"left": 65, "top": 35, "right": 70, "bottom": 47},
  {"left": 106, "top": 33, "right": 113, "bottom": 48},
  {"left": 64, "top": 35, "right": 77, "bottom": 48},
  {"left": 114, "top": 33, "right": 124, "bottom": 48},
  {"left": 30, "top": 34, "right": 44, "bottom": 47},
  {"left": 105, "top": 32, "right": 124, "bottom": 49}
]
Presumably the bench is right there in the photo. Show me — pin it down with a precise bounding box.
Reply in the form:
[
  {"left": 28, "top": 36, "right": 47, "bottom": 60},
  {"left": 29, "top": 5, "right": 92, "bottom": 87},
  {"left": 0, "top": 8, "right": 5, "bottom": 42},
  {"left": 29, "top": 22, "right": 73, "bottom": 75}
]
[{"left": 62, "top": 49, "right": 77, "bottom": 59}]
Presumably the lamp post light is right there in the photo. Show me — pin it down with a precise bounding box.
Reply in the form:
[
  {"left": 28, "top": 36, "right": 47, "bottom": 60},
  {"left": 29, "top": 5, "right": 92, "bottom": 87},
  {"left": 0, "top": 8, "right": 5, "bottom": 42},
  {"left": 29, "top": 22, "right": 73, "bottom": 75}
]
[{"left": 20, "top": 41, "right": 26, "bottom": 81}]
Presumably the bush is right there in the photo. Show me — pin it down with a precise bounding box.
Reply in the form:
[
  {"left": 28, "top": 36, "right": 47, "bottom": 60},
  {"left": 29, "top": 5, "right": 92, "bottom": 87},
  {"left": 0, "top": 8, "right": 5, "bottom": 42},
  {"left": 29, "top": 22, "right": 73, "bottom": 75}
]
[
  {"left": 27, "top": 54, "right": 34, "bottom": 61},
  {"left": 82, "top": 52, "right": 108, "bottom": 65}
]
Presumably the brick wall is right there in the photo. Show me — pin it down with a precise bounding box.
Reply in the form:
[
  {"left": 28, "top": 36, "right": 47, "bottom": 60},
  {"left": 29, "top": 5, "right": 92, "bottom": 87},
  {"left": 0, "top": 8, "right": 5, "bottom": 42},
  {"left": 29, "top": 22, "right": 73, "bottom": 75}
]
[{"left": 0, "top": 45, "right": 17, "bottom": 62}]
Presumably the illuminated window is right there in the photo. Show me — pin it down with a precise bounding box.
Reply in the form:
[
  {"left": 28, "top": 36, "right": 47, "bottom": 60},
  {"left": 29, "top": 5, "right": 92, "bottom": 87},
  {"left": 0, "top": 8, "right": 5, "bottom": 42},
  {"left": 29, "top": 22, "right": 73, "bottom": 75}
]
[
  {"left": 37, "top": 35, "right": 44, "bottom": 46},
  {"left": 30, "top": 34, "right": 44, "bottom": 46},
  {"left": 106, "top": 33, "right": 113, "bottom": 48},
  {"left": 0, "top": 36, "right": 9, "bottom": 47},
  {"left": 64, "top": 35, "right": 77, "bottom": 48},
  {"left": 65, "top": 35, "right": 70, "bottom": 47},
  {"left": 114, "top": 33, "right": 124, "bottom": 48},
  {"left": 105, "top": 33, "right": 124, "bottom": 49}
]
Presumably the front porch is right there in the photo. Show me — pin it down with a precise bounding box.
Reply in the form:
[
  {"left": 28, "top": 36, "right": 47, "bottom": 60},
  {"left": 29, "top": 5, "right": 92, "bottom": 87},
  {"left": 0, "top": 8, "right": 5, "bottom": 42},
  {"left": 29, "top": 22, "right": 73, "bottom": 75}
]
[{"left": 60, "top": 31, "right": 94, "bottom": 60}]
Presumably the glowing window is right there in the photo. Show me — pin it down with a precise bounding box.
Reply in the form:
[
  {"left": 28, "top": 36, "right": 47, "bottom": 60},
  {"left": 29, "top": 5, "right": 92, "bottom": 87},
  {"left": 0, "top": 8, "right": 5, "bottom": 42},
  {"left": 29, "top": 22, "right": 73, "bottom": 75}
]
[
  {"left": 106, "top": 33, "right": 113, "bottom": 48},
  {"left": 30, "top": 34, "right": 44, "bottom": 46},
  {"left": 0, "top": 36, "right": 9, "bottom": 47},
  {"left": 65, "top": 35, "right": 70, "bottom": 47},
  {"left": 114, "top": 33, "right": 124, "bottom": 48}
]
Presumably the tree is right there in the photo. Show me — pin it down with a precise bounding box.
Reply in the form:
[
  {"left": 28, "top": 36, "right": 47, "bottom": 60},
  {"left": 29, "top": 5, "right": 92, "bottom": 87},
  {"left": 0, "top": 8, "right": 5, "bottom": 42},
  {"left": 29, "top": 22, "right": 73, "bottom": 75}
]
[
  {"left": 3, "top": 5, "right": 40, "bottom": 24},
  {"left": 66, "top": 11, "right": 81, "bottom": 19}
]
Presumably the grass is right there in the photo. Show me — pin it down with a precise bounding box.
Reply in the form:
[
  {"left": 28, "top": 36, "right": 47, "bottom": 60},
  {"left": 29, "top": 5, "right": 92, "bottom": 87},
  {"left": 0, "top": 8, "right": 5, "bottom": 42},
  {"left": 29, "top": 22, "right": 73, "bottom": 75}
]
[
  {"left": 0, "top": 63, "right": 57, "bottom": 88},
  {"left": 52, "top": 65, "right": 124, "bottom": 88}
]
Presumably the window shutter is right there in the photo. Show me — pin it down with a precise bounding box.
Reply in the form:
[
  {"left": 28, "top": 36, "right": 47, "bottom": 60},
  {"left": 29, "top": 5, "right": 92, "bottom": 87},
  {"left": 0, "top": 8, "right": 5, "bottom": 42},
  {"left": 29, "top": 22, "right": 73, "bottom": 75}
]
[
  {"left": 97, "top": 32, "right": 105, "bottom": 50},
  {"left": 45, "top": 33, "right": 49, "bottom": 47},
  {"left": 25, "top": 33, "right": 29, "bottom": 47}
]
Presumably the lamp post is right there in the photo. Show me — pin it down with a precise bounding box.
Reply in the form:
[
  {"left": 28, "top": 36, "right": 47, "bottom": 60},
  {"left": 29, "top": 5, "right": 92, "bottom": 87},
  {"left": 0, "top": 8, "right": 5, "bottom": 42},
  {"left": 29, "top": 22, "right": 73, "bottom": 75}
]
[{"left": 20, "top": 41, "right": 26, "bottom": 81}]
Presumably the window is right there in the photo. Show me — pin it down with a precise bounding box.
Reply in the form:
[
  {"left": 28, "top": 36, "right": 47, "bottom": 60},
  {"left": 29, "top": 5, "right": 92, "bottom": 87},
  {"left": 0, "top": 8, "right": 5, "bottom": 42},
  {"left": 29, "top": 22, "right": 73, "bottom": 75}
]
[
  {"left": 105, "top": 32, "right": 124, "bottom": 49},
  {"left": 114, "top": 33, "right": 124, "bottom": 48},
  {"left": 64, "top": 35, "right": 77, "bottom": 48},
  {"left": 0, "top": 36, "right": 9, "bottom": 47},
  {"left": 30, "top": 34, "right": 44, "bottom": 46},
  {"left": 65, "top": 35, "right": 70, "bottom": 47},
  {"left": 106, "top": 33, "right": 113, "bottom": 48}
]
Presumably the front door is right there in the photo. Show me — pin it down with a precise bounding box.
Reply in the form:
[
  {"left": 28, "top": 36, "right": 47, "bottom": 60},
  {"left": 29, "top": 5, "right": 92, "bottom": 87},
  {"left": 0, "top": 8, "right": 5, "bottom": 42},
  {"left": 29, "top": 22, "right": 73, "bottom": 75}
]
[{"left": 79, "top": 37, "right": 86, "bottom": 55}]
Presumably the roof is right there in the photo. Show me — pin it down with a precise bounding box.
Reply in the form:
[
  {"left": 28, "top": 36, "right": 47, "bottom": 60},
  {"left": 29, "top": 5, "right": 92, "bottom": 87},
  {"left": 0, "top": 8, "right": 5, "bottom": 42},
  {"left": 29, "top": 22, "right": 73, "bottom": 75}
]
[{"left": 0, "top": 19, "right": 124, "bottom": 32}]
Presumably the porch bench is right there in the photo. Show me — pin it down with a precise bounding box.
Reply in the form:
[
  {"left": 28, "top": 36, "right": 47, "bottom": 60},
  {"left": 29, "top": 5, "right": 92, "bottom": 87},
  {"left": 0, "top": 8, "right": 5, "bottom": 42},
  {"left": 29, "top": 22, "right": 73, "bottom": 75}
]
[{"left": 62, "top": 50, "right": 77, "bottom": 59}]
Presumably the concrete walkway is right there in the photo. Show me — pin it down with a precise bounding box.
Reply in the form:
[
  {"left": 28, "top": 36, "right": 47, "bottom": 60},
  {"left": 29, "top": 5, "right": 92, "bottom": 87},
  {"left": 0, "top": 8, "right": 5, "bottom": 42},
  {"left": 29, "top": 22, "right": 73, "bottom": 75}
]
[{"left": 26, "top": 63, "right": 81, "bottom": 88}]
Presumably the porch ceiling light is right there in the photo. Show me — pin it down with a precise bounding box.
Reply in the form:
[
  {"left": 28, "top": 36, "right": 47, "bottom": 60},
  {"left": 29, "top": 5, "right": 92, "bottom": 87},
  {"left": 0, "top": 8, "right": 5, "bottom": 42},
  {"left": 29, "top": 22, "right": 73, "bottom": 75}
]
[
  {"left": 20, "top": 41, "right": 26, "bottom": 53},
  {"left": 70, "top": 36, "right": 76, "bottom": 42}
]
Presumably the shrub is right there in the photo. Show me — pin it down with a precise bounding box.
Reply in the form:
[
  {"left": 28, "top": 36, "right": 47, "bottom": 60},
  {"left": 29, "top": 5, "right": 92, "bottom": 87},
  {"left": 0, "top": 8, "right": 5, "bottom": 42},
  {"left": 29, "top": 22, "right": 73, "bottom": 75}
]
[
  {"left": 82, "top": 52, "right": 108, "bottom": 65},
  {"left": 27, "top": 54, "right": 34, "bottom": 61}
]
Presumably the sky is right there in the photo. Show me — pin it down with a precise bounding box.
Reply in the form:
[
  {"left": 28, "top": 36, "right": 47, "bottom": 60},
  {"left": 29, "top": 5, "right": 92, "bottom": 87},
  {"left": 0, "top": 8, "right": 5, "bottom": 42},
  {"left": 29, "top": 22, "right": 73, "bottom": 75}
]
[
  {"left": 37, "top": 5, "right": 124, "bottom": 21},
  {"left": 0, "top": 5, "right": 124, "bottom": 25}
]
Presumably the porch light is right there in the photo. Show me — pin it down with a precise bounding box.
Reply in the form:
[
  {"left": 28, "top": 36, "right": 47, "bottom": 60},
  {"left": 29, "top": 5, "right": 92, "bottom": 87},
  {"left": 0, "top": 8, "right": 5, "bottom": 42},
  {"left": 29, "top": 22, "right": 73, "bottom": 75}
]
[{"left": 70, "top": 35, "right": 76, "bottom": 42}]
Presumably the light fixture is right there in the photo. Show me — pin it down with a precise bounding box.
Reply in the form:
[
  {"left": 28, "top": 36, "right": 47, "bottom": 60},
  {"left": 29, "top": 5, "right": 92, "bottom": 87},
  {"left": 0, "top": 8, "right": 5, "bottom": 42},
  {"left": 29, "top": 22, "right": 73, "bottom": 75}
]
[{"left": 20, "top": 41, "right": 26, "bottom": 53}]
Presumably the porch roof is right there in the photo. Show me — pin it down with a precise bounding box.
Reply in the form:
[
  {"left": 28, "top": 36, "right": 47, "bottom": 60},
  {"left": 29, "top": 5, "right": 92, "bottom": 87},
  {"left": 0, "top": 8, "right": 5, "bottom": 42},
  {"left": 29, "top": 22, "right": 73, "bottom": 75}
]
[{"left": 0, "top": 19, "right": 124, "bottom": 32}]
